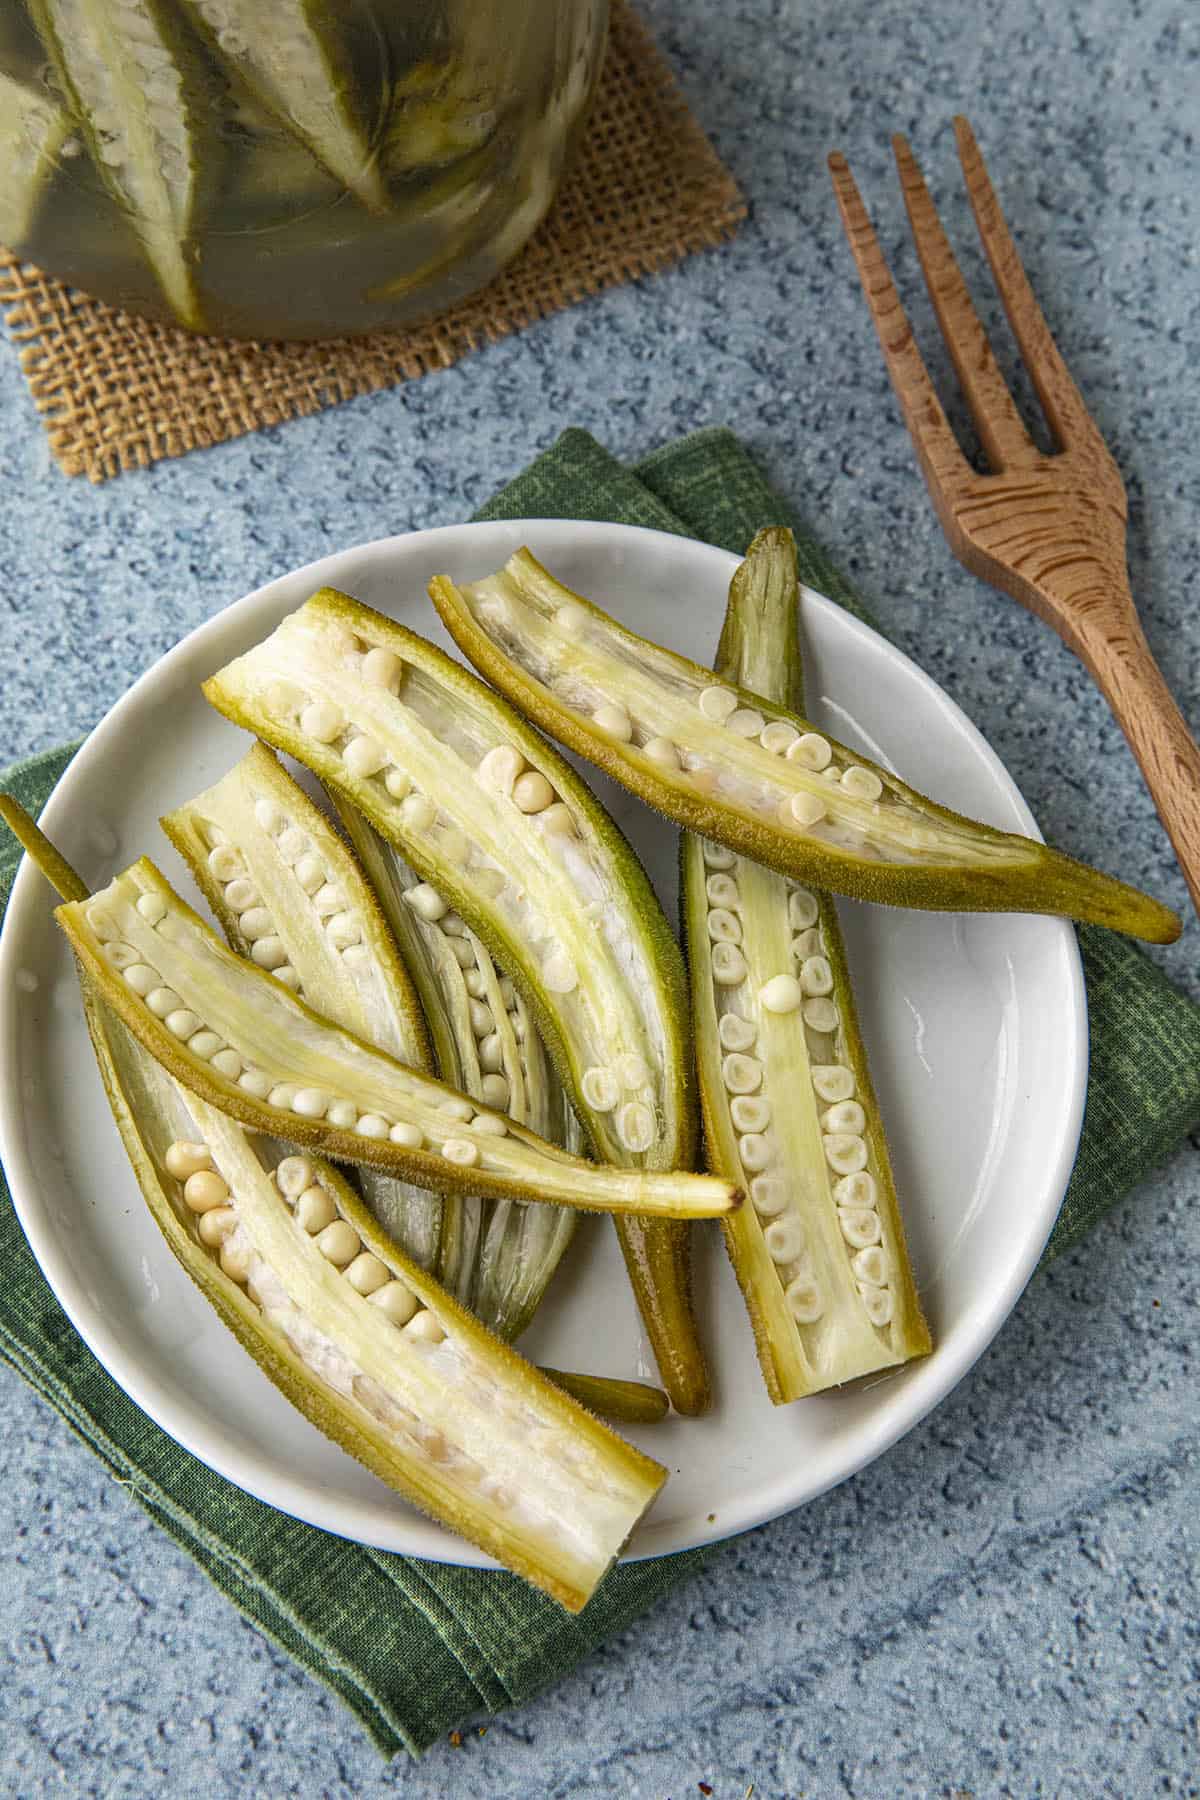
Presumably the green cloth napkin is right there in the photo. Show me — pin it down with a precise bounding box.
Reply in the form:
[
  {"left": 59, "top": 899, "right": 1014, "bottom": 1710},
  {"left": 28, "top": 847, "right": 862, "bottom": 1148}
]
[{"left": 2, "top": 428, "right": 1198, "bottom": 1759}]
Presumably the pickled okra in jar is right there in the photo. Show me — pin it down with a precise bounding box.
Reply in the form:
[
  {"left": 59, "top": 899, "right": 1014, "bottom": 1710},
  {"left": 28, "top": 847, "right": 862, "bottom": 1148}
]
[{"left": 2, "top": 0, "right": 608, "bottom": 338}]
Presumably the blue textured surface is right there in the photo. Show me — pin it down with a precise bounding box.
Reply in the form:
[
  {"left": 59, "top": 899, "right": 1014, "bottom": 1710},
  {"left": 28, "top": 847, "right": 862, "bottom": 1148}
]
[{"left": 2, "top": 0, "right": 1198, "bottom": 1791}]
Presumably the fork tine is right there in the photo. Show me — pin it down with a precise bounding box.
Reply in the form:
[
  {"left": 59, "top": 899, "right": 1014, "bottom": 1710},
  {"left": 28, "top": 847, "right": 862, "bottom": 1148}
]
[
  {"left": 954, "top": 116, "right": 1102, "bottom": 455},
  {"left": 828, "top": 151, "right": 974, "bottom": 504},
  {"left": 891, "top": 133, "right": 1038, "bottom": 473}
]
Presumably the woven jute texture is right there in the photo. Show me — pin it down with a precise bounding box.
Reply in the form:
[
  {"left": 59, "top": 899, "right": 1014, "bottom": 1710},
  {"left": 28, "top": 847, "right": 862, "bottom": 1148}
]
[{"left": 0, "top": 3, "right": 744, "bottom": 484}]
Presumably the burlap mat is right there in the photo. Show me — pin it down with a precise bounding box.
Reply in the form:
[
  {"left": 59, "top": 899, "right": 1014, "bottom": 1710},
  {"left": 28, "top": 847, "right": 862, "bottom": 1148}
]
[{"left": 0, "top": 3, "right": 744, "bottom": 484}]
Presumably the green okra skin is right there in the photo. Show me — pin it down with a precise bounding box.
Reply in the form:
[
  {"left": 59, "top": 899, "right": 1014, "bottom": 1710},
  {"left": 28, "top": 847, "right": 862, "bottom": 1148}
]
[
  {"left": 161, "top": 742, "right": 444, "bottom": 1273},
  {"left": 202, "top": 591, "right": 712, "bottom": 1415},
  {"left": 540, "top": 1369, "right": 670, "bottom": 1426},
  {"left": 55, "top": 856, "right": 738, "bottom": 1222},
  {"left": 683, "top": 530, "right": 931, "bottom": 1403},
  {"left": 428, "top": 551, "right": 1181, "bottom": 946}
]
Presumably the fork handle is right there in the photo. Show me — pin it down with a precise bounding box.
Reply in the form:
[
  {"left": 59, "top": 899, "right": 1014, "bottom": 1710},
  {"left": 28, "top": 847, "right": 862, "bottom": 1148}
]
[{"left": 1076, "top": 605, "right": 1200, "bottom": 923}]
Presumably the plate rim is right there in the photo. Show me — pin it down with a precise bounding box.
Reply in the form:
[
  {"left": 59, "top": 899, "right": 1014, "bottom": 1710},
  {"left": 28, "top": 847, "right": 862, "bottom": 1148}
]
[{"left": 0, "top": 517, "right": 1088, "bottom": 1566}]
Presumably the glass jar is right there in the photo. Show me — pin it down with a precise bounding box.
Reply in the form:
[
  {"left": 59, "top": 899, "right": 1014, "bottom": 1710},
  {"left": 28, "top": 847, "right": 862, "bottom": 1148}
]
[{"left": 0, "top": 1, "right": 608, "bottom": 339}]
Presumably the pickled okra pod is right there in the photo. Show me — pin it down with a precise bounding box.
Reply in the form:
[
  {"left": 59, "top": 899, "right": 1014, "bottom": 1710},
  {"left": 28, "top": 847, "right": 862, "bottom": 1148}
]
[
  {"left": 683, "top": 531, "right": 931, "bottom": 1401},
  {"left": 428, "top": 552, "right": 1180, "bottom": 945},
  {"left": 202, "top": 593, "right": 712, "bottom": 1414},
  {"left": 161, "top": 742, "right": 446, "bottom": 1272},
  {"left": 0, "top": 70, "right": 72, "bottom": 250},
  {"left": 50, "top": 854, "right": 735, "bottom": 1221}
]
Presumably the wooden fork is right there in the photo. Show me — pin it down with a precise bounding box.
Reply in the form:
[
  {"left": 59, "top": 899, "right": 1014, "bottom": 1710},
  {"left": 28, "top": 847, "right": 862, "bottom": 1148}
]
[{"left": 829, "top": 116, "right": 1200, "bottom": 922}]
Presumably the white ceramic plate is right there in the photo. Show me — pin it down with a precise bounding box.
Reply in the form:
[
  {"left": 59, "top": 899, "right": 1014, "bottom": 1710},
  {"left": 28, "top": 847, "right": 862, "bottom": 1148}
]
[{"left": 0, "top": 520, "right": 1087, "bottom": 1566}]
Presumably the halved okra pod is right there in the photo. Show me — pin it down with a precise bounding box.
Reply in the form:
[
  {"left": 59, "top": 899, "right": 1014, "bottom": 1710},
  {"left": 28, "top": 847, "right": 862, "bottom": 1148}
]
[
  {"left": 337, "top": 802, "right": 580, "bottom": 1340},
  {"left": 428, "top": 551, "right": 1180, "bottom": 945},
  {"left": 202, "top": 593, "right": 712, "bottom": 1414},
  {"left": 54, "top": 856, "right": 736, "bottom": 1221},
  {"left": 161, "top": 742, "right": 445, "bottom": 1273},
  {"left": 683, "top": 530, "right": 931, "bottom": 1401}
]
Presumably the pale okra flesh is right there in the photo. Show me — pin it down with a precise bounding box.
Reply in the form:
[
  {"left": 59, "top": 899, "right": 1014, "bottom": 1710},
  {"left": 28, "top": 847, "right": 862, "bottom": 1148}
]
[
  {"left": 202, "top": 591, "right": 712, "bottom": 1415},
  {"left": 338, "top": 801, "right": 579, "bottom": 1340},
  {"left": 683, "top": 531, "right": 931, "bottom": 1401},
  {"left": 161, "top": 742, "right": 446, "bottom": 1272},
  {"left": 55, "top": 857, "right": 737, "bottom": 1222},
  {"left": 428, "top": 552, "right": 1180, "bottom": 946},
  {"left": 0, "top": 70, "right": 72, "bottom": 249},
  {"left": 79, "top": 982, "right": 665, "bottom": 1612}
]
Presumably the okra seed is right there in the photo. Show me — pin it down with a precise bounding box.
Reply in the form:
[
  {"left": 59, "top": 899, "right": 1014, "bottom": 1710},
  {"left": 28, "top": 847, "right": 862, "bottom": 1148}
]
[
  {"left": 852, "top": 1245, "right": 887, "bottom": 1286},
  {"left": 788, "top": 889, "right": 819, "bottom": 929},
  {"left": 616, "top": 1102, "right": 655, "bottom": 1153},
  {"left": 166, "top": 1008, "right": 202, "bottom": 1040},
  {"left": 239, "top": 906, "right": 273, "bottom": 942},
  {"left": 219, "top": 1242, "right": 252, "bottom": 1285},
  {"left": 787, "top": 1278, "right": 825, "bottom": 1324},
  {"left": 554, "top": 601, "right": 589, "bottom": 632},
  {"left": 471, "top": 1114, "right": 508, "bottom": 1137},
  {"left": 389, "top": 1121, "right": 423, "bottom": 1148},
  {"left": 296, "top": 1187, "right": 337, "bottom": 1234},
  {"left": 439, "top": 1097, "right": 475, "bottom": 1123},
  {"left": 464, "top": 969, "right": 487, "bottom": 998},
  {"left": 325, "top": 912, "right": 361, "bottom": 951},
  {"left": 183, "top": 1170, "right": 230, "bottom": 1213},
  {"left": 208, "top": 845, "right": 243, "bottom": 881},
  {"left": 824, "top": 1133, "right": 867, "bottom": 1176},
  {"left": 581, "top": 1066, "right": 620, "bottom": 1112},
  {"left": 293, "top": 855, "right": 325, "bottom": 895},
  {"left": 441, "top": 911, "right": 467, "bottom": 937},
  {"left": 642, "top": 736, "right": 680, "bottom": 770},
  {"left": 442, "top": 1137, "right": 479, "bottom": 1168},
  {"left": 273, "top": 966, "right": 301, "bottom": 989},
  {"left": 404, "top": 1310, "right": 446, "bottom": 1344},
  {"left": 188, "top": 1029, "right": 223, "bottom": 1061},
  {"left": 326, "top": 1100, "right": 358, "bottom": 1129},
  {"left": 355, "top": 1114, "right": 390, "bottom": 1140},
  {"left": 859, "top": 1282, "right": 893, "bottom": 1327},
  {"left": 384, "top": 767, "right": 412, "bottom": 801},
  {"left": 480, "top": 1073, "right": 510, "bottom": 1109},
  {"left": 268, "top": 1084, "right": 296, "bottom": 1110},
  {"left": 812, "top": 1064, "right": 855, "bottom": 1104},
  {"left": 759, "top": 973, "right": 804, "bottom": 1014},
  {"left": 617, "top": 1051, "right": 649, "bottom": 1090},
  {"left": 362, "top": 647, "right": 402, "bottom": 692},
  {"left": 499, "top": 976, "right": 516, "bottom": 1007},
  {"left": 300, "top": 699, "right": 344, "bottom": 743},
  {"left": 123, "top": 962, "right": 159, "bottom": 997},
  {"left": 702, "top": 840, "right": 737, "bottom": 871},
  {"left": 823, "top": 1100, "right": 866, "bottom": 1135},
  {"left": 276, "top": 1157, "right": 315, "bottom": 1198},
  {"left": 468, "top": 1000, "right": 493, "bottom": 1037},
  {"left": 722, "top": 1053, "right": 763, "bottom": 1095},
  {"left": 760, "top": 720, "right": 800, "bottom": 755},
  {"left": 254, "top": 799, "right": 284, "bottom": 834},
  {"left": 400, "top": 793, "right": 437, "bottom": 832},
  {"left": 839, "top": 1208, "right": 882, "bottom": 1249},
  {"left": 251, "top": 935, "right": 289, "bottom": 970},
  {"left": 105, "top": 942, "right": 139, "bottom": 969},
  {"left": 591, "top": 702, "right": 633, "bottom": 741},
  {"left": 540, "top": 802, "right": 575, "bottom": 836},
  {"left": 717, "top": 1012, "right": 757, "bottom": 1052},
  {"left": 292, "top": 1088, "right": 330, "bottom": 1120},
  {"left": 706, "top": 908, "right": 742, "bottom": 946},
  {"left": 711, "top": 943, "right": 748, "bottom": 986},
  {"left": 727, "top": 707, "right": 765, "bottom": 738},
  {"left": 787, "top": 733, "right": 832, "bottom": 771},
  {"left": 698, "top": 686, "right": 738, "bottom": 721},
  {"left": 790, "top": 792, "right": 827, "bottom": 829},
  {"left": 511, "top": 1010, "right": 526, "bottom": 1042},
  {"left": 750, "top": 1175, "right": 787, "bottom": 1216},
  {"left": 266, "top": 680, "right": 306, "bottom": 716},
  {"left": 164, "top": 1141, "right": 212, "bottom": 1180},
  {"left": 345, "top": 1252, "right": 389, "bottom": 1295},
  {"left": 803, "top": 997, "right": 839, "bottom": 1033},
  {"left": 317, "top": 1221, "right": 361, "bottom": 1267},
  {"left": 440, "top": 827, "right": 470, "bottom": 867},
  {"left": 800, "top": 955, "right": 833, "bottom": 996},
  {"left": 86, "top": 907, "right": 119, "bottom": 941},
  {"left": 790, "top": 928, "right": 823, "bottom": 961},
  {"left": 479, "top": 1032, "right": 503, "bottom": 1072},
  {"left": 145, "top": 985, "right": 181, "bottom": 1018},
  {"left": 449, "top": 937, "right": 475, "bottom": 968},
  {"left": 731, "top": 1094, "right": 771, "bottom": 1133},
  {"left": 224, "top": 878, "right": 259, "bottom": 911},
  {"left": 312, "top": 882, "right": 344, "bottom": 917},
  {"left": 238, "top": 1068, "right": 272, "bottom": 1099},
  {"left": 198, "top": 1207, "right": 236, "bottom": 1248},
  {"left": 738, "top": 1132, "right": 774, "bottom": 1172},
  {"left": 479, "top": 745, "right": 526, "bottom": 794},
  {"left": 404, "top": 883, "right": 447, "bottom": 923},
  {"left": 842, "top": 765, "right": 883, "bottom": 801},
  {"left": 705, "top": 873, "right": 739, "bottom": 908},
  {"left": 834, "top": 1170, "right": 876, "bottom": 1208},
  {"left": 512, "top": 770, "right": 555, "bottom": 813},
  {"left": 136, "top": 893, "right": 168, "bottom": 926},
  {"left": 764, "top": 1215, "right": 806, "bottom": 1265},
  {"left": 369, "top": 1281, "right": 418, "bottom": 1327},
  {"left": 543, "top": 950, "right": 577, "bottom": 994},
  {"left": 343, "top": 735, "right": 386, "bottom": 780}
]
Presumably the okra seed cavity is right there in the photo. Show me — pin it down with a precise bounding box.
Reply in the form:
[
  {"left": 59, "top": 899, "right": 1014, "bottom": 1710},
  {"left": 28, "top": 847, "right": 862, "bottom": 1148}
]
[
  {"left": 220, "top": 1242, "right": 252, "bottom": 1285},
  {"left": 702, "top": 841, "right": 737, "bottom": 871},
  {"left": 786, "top": 1278, "right": 825, "bottom": 1324},
  {"left": 292, "top": 1088, "right": 330, "bottom": 1120},
  {"left": 712, "top": 943, "right": 748, "bottom": 986},
  {"left": 859, "top": 1282, "right": 893, "bottom": 1327},
  {"left": 750, "top": 1175, "right": 787, "bottom": 1216},
  {"left": 404, "top": 1310, "right": 446, "bottom": 1344},
  {"left": 254, "top": 799, "right": 284, "bottom": 834},
  {"left": 842, "top": 765, "right": 883, "bottom": 802},
  {"left": 251, "top": 935, "right": 289, "bottom": 970},
  {"left": 369, "top": 1280, "right": 419, "bottom": 1327},
  {"left": 642, "top": 737, "right": 680, "bottom": 770},
  {"left": 224, "top": 878, "right": 259, "bottom": 911},
  {"left": 296, "top": 1187, "right": 337, "bottom": 1234},
  {"left": 727, "top": 707, "right": 765, "bottom": 738},
  {"left": 355, "top": 1114, "right": 391, "bottom": 1140},
  {"left": 512, "top": 770, "right": 555, "bottom": 813},
  {"left": 617, "top": 1051, "right": 649, "bottom": 1089},
  {"left": 739, "top": 1133, "right": 774, "bottom": 1172},
  {"left": 787, "top": 733, "right": 833, "bottom": 771},
  {"left": 326, "top": 1100, "right": 358, "bottom": 1128},
  {"left": 105, "top": 942, "right": 139, "bottom": 969},
  {"left": 324, "top": 913, "right": 360, "bottom": 951},
  {"left": 803, "top": 997, "right": 839, "bottom": 1034},
  {"left": 554, "top": 601, "right": 589, "bottom": 633},
  {"left": 300, "top": 699, "right": 344, "bottom": 743},
  {"left": 540, "top": 802, "right": 575, "bottom": 837},
  {"left": 345, "top": 1252, "right": 389, "bottom": 1295},
  {"left": 136, "top": 893, "right": 168, "bottom": 926},
  {"left": 705, "top": 873, "right": 740, "bottom": 908},
  {"left": 188, "top": 1030, "right": 223, "bottom": 1060},
  {"left": 790, "top": 929, "right": 823, "bottom": 960},
  {"left": 123, "top": 963, "right": 159, "bottom": 997},
  {"left": 852, "top": 1246, "right": 887, "bottom": 1286},
  {"left": 730, "top": 1095, "right": 771, "bottom": 1133},
  {"left": 198, "top": 1206, "right": 237, "bottom": 1248},
  {"left": 400, "top": 793, "right": 436, "bottom": 832},
  {"left": 706, "top": 908, "right": 742, "bottom": 946},
  {"left": 591, "top": 702, "right": 633, "bottom": 741},
  {"left": 699, "top": 685, "right": 738, "bottom": 722},
  {"left": 166, "top": 1008, "right": 201, "bottom": 1040},
  {"left": 582, "top": 1066, "right": 619, "bottom": 1111},
  {"left": 834, "top": 1170, "right": 876, "bottom": 1208},
  {"left": 764, "top": 1215, "right": 806, "bottom": 1265},
  {"left": 824, "top": 1133, "right": 868, "bottom": 1176},
  {"left": 543, "top": 950, "right": 577, "bottom": 994},
  {"left": 313, "top": 883, "right": 344, "bottom": 916},
  {"left": 276, "top": 1156, "right": 315, "bottom": 1198},
  {"left": 722, "top": 1053, "right": 763, "bottom": 1095},
  {"left": 183, "top": 1170, "right": 230, "bottom": 1213},
  {"left": 442, "top": 1138, "right": 479, "bottom": 1168},
  {"left": 317, "top": 1221, "right": 361, "bottom": 1267},
  {"left": 789, "top": 792, "right": 827, "bottom": 829},
  {"left": 208, "top": 845, "right": 243, "bottom": 881},
  {"left": 812, "top": 1064, "right": 855, "bottom": 1104},
  {"left": 85, "top": 907, "right": 118, "bottom": 941},
  {"left": 362, "top": 647, "right": 402, "bottom": 692},
  {"left": 389, "top": 1122, "right": 423, "bottom": 1148},
  {"left": 788, "top": 889, "right": 819, "bottom": 929},
  {"left": 800, "top": 956, "right": 834, "bottom": 996},
  {"left": 759, "top": 973, "right": 804, "bottom": 1014},
  {"left": 404, "top": 883, "right": 447, "bottom": 923},
  {"left": 760, "top": 721, "right": 800, "bottom": 756},
  {"left": 823, "top": 1100, "right": 866, "bottom": 1135},
  {"left": 213, "top": 1050, "right": 244, "bottom": 1080},
  {"left": 479, "top": 745, "right": 524, "bottom": 794},
  {"left": 164, "top": 1141, "right": 212, "bottom": 1181},
  {"left": 146, "top": 986, "right": 182, "bottom": 1018},
  {"left": 439, "top": 1098, "right": 475, "bottom": 1123},
  {"left": 617, "top": 1102, "right": 655, "bottom": 1153},
  {"left": 384, "top": 766, "right": 412, "bottom": 801},
  {"left": 717, "top": 1013, "right": 757, "bottom": 1053},
  {"left": 277, "top": 965, "right": 300, "bottom": 988},
  {"left": 839, "top": 1208, "right": 882, "bottom": 1249},
  {"left": 343, "top": 735, "right": 387, "bottom": 780},
  {"left": 480, "top": 1073, "right": 510, "bottom": 1109}
]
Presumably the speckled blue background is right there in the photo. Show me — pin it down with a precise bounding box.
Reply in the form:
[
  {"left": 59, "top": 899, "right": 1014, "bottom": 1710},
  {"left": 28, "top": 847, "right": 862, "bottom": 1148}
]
[{"left": 2, "top": 0, "right": 1198, "bottom": 1792}]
